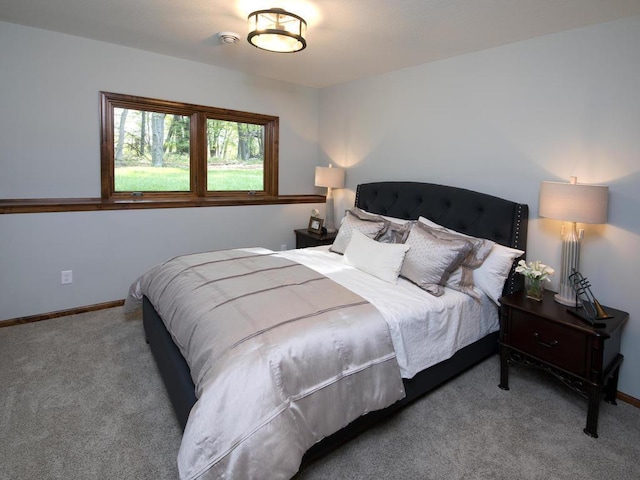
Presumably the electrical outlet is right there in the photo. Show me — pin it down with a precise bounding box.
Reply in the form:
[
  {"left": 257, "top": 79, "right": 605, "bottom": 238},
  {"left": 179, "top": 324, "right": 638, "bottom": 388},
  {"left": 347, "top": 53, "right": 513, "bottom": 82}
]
[
  {"left": 61, "top": 270, "right": 73, "bottom": 284},
  {"left": 280, "top": 244, "right": 287, "bottom": 251}
]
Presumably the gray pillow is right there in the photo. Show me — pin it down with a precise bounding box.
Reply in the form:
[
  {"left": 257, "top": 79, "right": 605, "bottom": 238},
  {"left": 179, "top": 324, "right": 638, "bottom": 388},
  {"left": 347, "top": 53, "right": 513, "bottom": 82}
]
[
  {"left": 400, "top": 222, "right": 473, "bottom": 296},
  {"left": 330, "top": 208, "right": 387, "bottom": 254},
  {"left": 419, "top": 223, "right": 494, "bottom": 297},
  {"left": 426, "top": 226, "right": 494, "bottom": 269},
  {"left": 376, "top": 220, "right": 414, "bottom": 244}
]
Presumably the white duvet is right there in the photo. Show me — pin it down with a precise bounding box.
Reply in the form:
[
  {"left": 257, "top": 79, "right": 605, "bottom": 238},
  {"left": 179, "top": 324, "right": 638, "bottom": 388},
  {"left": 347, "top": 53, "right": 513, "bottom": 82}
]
[{"left": 278, "top": 246, "right": 499, "bottom": 379}]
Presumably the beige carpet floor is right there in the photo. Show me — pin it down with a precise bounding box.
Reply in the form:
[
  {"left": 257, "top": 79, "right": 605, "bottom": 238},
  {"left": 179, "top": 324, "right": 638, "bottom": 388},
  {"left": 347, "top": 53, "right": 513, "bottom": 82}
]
[{"left": 1, "top": 307, "right": 639, "bottom": 480}]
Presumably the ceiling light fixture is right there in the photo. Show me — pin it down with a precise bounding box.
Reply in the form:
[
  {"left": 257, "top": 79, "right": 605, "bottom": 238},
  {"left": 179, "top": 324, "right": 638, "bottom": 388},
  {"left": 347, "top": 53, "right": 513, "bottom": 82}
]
[{"left": 247, "top": 8, "right": 307, "bottom": 53}]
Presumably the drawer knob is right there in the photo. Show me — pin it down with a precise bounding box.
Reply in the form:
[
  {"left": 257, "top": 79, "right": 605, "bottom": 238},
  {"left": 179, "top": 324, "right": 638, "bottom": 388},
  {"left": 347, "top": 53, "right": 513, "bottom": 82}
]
[{"left": 533, "top": 332, "right": 559, "bottom": 348}]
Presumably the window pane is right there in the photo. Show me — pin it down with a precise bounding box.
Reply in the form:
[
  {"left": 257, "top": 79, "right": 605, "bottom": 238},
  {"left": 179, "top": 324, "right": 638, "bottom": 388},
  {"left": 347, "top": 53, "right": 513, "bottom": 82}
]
[
  {"left": 206, "top": 119, "right": 264, "bottom": 192},
  {"left": 114, "top": 108, "right": 190, "bottom": 192}
]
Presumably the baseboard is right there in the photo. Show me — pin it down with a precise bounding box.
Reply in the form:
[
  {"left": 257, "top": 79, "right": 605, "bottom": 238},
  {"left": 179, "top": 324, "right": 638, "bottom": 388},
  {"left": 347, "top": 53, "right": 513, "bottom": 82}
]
[
  {"left": 618, "top": 391, "right": 640, "bottom": 408},
  {"left": 0, "top": 299, "right": 125, "bottom": 328}
]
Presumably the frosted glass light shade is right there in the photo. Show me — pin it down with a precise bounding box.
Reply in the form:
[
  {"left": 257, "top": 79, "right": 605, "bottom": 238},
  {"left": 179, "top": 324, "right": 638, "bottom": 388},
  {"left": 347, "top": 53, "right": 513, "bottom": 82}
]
[
  {"left": 539, "top": 179, "right": 608, "bottom": 224},
  {"left": 247, "top": 8, "right": 307, "bottom": 53},
  {"left": 315, "top": 166, "right": 345, "bottom": 189}
]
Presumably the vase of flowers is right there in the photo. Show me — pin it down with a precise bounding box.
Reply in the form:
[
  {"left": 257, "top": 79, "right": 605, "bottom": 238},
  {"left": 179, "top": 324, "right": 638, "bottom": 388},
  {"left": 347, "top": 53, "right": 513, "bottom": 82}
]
[{"left": 515, "top": 259, "right": 555, "bottom": 301}]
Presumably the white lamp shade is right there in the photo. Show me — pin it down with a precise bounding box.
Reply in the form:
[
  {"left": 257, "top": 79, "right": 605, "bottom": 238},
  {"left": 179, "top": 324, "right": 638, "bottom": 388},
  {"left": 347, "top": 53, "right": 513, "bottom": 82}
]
[
  {"left": 539, "top": 180, "right": 608, "bottom": 224},
  {"left": 315, "top": 166, "right": 345, "bottom": 189}
]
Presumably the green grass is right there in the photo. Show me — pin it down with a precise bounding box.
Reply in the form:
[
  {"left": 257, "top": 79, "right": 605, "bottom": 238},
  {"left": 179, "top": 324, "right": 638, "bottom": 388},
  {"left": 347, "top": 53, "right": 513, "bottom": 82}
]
[{"left": 114, "top": 166, "right": 263, "bottom": 192}]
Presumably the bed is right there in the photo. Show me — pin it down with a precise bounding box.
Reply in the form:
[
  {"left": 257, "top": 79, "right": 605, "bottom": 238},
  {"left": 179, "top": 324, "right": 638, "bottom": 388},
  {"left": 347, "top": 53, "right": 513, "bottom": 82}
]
[{"left": 138, "top": 181, "right": 528, "bottom": 479}]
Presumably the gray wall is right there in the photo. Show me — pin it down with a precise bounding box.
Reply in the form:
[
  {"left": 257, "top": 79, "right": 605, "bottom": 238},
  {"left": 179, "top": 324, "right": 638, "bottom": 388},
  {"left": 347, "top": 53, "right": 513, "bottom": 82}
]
[
  {"left": 0, "top": 22, "right": 323, "bottom": 319},
  {"left": 319, "top": 16, "right": 640, "bottom": 398}
]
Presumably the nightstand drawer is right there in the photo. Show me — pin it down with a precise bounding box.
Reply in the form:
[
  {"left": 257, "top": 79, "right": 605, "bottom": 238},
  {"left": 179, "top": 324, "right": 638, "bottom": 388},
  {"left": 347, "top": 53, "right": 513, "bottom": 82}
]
[{"left": 510, "top": 311, "right": 587, "bottom": 375}]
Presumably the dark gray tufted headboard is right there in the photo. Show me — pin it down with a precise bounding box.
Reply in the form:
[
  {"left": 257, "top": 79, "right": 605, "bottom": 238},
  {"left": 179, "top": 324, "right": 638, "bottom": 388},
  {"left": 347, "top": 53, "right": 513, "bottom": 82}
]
[{"left": 355, "top": 182, "right": 528, "bottom": 295}]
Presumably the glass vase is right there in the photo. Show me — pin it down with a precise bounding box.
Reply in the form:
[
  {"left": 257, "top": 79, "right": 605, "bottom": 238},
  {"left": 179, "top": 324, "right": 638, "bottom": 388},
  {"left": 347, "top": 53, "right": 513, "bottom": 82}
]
[{"left": 525, "top": 277, "right": 544, "bottom": 301}]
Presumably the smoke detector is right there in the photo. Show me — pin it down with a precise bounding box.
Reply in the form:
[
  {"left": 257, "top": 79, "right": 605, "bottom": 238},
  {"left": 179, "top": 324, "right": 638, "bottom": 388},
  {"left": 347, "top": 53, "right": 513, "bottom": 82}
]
[{"left": 218, "top": 32, "right": 240, "bottom": 45}]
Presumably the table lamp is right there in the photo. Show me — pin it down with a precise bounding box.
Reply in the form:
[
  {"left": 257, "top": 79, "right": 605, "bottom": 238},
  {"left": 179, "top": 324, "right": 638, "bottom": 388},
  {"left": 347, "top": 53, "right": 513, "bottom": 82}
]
[
  {"left": 539, "top": 176, "right": 608, "bottom": 306},
  {"left": 315, "top": 164, "right": 345, "bottom": 233}
]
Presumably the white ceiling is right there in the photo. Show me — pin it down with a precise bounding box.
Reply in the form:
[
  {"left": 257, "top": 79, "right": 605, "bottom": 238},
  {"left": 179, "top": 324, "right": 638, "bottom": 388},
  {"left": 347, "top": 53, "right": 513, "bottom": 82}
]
[{"left": 2, "top": 0, "right": 640, "bottom": 88}]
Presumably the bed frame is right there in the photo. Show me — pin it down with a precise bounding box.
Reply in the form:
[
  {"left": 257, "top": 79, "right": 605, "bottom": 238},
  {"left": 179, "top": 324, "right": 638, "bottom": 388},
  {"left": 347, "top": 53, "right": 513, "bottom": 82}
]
[{"left": 143, "top": 181, "right": 528, "bottom": 468}]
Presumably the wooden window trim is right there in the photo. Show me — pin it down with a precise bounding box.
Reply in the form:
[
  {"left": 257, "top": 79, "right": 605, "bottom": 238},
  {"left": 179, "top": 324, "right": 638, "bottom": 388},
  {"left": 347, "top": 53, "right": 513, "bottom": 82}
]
[
  {"left": 100, "top": 92, "right": 279, "bottom": 200},
  {"left": 0, "top": 195, "right": 326, "bottom": 214}
]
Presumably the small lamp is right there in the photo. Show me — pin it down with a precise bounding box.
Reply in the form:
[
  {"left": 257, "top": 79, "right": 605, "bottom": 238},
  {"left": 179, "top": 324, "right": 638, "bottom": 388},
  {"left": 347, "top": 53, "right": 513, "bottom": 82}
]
[
  {"left": 539, "top": 176, "right": 608, "bottom": 306},
  {"left": 315, "top": 165, "right": 345, "bottom": 233}
]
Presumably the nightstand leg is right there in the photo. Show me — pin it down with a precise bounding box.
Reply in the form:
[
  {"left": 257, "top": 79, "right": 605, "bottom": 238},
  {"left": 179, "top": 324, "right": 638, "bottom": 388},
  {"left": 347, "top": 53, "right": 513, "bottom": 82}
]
[
  {"left": 584, "top": 384, "right": 602, "bottom": 438},
  {"left": 604, "top": 364, "right": 621, "bottom": 405},
  {"left": 499, "top": 346, "right": 510, "bottom": 391}
]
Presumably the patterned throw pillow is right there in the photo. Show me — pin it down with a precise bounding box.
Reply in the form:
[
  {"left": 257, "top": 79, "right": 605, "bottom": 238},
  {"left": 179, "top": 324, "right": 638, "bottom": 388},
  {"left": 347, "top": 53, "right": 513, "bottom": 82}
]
[
  {"left": 330, "top": 208, "right": 387, "bottom": 254},
  {"left": 400, "top": 222, "right": 473, "bottom": 296}
]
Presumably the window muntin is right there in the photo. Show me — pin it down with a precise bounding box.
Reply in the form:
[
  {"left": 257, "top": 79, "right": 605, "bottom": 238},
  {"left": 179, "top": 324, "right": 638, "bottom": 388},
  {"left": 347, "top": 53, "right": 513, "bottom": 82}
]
[{"left": 100, "top": 92, "right": 279, "bottom": 200}]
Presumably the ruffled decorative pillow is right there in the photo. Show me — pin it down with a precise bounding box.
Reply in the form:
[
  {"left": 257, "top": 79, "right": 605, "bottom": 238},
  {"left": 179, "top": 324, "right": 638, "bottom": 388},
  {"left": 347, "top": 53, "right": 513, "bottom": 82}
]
[
  {"left": 330, "top": 208, "right": 388, "bottom": 254},
  {"left": 376, "top": 220, "right": 414, "bottom": 244},
  {"left": 352, "top": 209, "right": 413, "bottom": 244},
  {"left": 418, "top": 217, "right": 494, "bottom": 298}
]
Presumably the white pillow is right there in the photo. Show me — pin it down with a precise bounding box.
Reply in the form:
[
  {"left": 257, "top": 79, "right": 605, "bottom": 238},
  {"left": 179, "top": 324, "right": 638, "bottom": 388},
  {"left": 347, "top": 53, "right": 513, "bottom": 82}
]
[
  {"left": 473, "top": 243, "right": 525, "bottom": 304},
  {"left": 344, "top": 230, "right": 411, "bottom": 283}
]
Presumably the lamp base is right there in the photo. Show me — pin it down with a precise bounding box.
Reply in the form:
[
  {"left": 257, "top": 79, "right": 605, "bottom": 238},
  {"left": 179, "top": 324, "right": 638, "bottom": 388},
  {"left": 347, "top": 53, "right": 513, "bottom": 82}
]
[
  {"left": 324, "top": 192, "right": 337, "bottom": 233},
  {"left": 554, "top": 283, "right": 580, "bottom": 307},
  {"left": 554, "top": 221, "right": 581, "bottom": 307}
]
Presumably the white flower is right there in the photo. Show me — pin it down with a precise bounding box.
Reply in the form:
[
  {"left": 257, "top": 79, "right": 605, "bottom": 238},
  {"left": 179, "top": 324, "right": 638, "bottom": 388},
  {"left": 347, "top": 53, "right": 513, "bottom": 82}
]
[{"left": 515, "top": 259, "right": 555, "bottom": 282}]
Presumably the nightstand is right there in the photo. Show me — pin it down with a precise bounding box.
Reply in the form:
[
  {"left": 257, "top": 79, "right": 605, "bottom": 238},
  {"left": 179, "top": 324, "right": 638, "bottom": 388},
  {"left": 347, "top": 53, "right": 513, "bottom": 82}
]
[
  {"left": 294, "top": 229, "right": 337, "bottom": 249},
  {"left": 498, "top": 289, "right": 627, "bottom": 438}
]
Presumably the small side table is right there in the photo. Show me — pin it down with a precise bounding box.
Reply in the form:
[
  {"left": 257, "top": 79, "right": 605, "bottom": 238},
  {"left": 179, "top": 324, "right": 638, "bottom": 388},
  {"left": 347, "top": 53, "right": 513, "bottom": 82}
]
[
  {"left": 498, "top": 289, "right": 627, "bottom": 438},
  {"left": 294, "top": 229, "right": 337, "bottom": 249}
]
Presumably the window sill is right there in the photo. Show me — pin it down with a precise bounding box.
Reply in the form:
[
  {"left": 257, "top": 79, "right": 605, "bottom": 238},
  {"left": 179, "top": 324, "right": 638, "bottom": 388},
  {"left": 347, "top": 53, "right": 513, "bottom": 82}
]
[{"left": 0, "top": 195, "right": 326, "bottom": 214}]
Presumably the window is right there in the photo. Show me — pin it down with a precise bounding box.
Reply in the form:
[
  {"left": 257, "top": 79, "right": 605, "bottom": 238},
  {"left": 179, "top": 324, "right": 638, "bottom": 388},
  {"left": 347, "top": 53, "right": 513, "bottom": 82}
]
[{"left": 101, "top": 92, "right": 278, "bottom": 200}]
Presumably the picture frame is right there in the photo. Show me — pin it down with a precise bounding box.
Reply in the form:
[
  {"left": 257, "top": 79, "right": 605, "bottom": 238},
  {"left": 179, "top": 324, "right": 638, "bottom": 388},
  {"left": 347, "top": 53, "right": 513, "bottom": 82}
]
[{"left": 308, "top": 216, "right": 324, "bottom": 234}]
